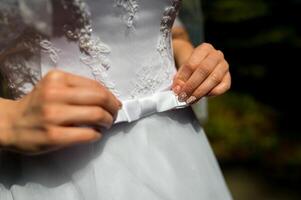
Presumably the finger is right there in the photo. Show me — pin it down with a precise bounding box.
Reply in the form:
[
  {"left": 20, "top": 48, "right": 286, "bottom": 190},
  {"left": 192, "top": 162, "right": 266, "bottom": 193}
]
[
  {"left": 6, "top": 126, "right": 101, "bottom": 154},
  {"left": 65, "top": 72, "right": 104, "bottom": 88},
  {"left": 41, "top": 87, "right": 121, "bottom": 116},
  {"left": 42, "top": 105, "right": 114, "bottom": 128},
  {"left": 42, "top": 70, "right": 121, "bottom": 104},
  {"left": 186, "top": 62, "right": 229, "bottom": 104},
  {"left": 43, "top": 70, "right": 101, "bottom": 88},
  {"left": 172, "top": 43, "right": 214, "bottom": 91},
  {"left": 70, "top": 86, "right": 121, "bottom": 115},
  {"left": 208, "top": 72, "right": 231, "bottom": 97},
  {"left": 188, "top": 43, "right": 215, "bottom": 67},
  {"left": 46, "top": 126, "right": 102, "bottom": 147},
  {"left": 65, "top": 73, "right": 122, "bottom": 107},
  {"left": 172, "top": 77, "right": 185, "bottom": 94},
  {"left": 10, "top": 129, "right": 50, "bottom": 152},
  {"left": 179, "top": 51, "right": 225, "bottom": 101}
]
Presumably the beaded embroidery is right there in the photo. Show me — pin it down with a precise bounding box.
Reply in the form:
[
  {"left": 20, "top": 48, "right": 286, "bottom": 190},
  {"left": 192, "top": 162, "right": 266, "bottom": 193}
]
[
  {"left": 114, "top": 0, "right": 139, "bottom": 28},
  {"left": 129, "top": 0, "right": 181, "bottom": 98},
  {"left": 61, "top": 0, "right": 93, "bottom": 55},
  {"left": 1, "top": 0, "right": 182, "bottom": 100},
  {"left": 60, "top": 0, "right": 112, "bottom": 70},
  {"left": 40, "top": 39, "right": 61, "bottom": 64},
  {"left": 60, "top": 0, "right": 119, "bottom": 96},
  {"left": 158, "top": 0, "right": 181, "bottom": 57}
]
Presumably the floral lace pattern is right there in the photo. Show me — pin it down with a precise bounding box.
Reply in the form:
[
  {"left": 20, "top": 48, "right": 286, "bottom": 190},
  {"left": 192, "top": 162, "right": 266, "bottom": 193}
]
[
  {"left": 158, "top": 0, "right": 181, "bottom": 57},
  {"left": 0, "top": 2, "right": 42, "bottom": 99},
  {"left": 129, "top": 58, "right": 174, "bottom": 98},
  {"left": 114, "top": 0, "right": 139, "bottom": 28},
  {"left": 79, "top": 38, "right": 120, "bottom": 97},
  {"left": 1, "top": 0, "right": 181, "bottom": 100},
  {"left": 3, "top": 53, "right": 40, "bottom": 99},
  {"left": 129, "top": 0, "right": 181, "bottom": 99},
  {"left": 61, "top": 0, "right": 119, "bottom": 96},
  {"left": 61, "top": 0, "right": 111, "bottom": 70},
  {"left": 40, "top": 39, "right": 61, "bottom": 64},
  {"left": 0, "top": 1, "right": 25, "bottom": 50},
  {"left": 0, "top": 32, "right": 42, "bottom": 99}
]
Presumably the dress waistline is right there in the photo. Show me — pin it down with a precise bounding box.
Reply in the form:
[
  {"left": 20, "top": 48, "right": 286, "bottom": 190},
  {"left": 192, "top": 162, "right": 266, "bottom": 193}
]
[{"left": 115, "top": 90, "right": 188, "bottom": 123}]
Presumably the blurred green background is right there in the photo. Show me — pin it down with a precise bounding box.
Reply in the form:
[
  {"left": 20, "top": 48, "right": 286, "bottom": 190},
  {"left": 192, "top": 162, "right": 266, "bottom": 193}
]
[
  {"left": 1, "top": 0, "right": 300, "bottom": 199},
  {"left": 180, "top": 0, "right": 301, "bottom": 199}
]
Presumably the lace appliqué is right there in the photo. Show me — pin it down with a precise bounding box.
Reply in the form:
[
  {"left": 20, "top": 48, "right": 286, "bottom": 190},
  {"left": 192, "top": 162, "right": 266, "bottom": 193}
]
[
  {"left": 0, "top": 2, "right": 24, "bottom": 49},
  {"left": 0, "top": 31, "right": 43, "bottom": 99},
  {"left": 0, "top": 2, "right": 44, "bottom": 99},
  {"left": 158, "top": 0, "right": 181, "bottom": 57},
  {"left": 1, "top": 1, "right": 60, "bottom": 63},
  {"left": 61, "top": 0, "right": 109, "bottom": 69},
  {"left": 129, "top": 0, "right": 181, "bottom": 99},
  {"left": 114, "top": 0, "right": 139, "bottom": 28},
  {"left": 61, "top": 0, "right": 119, "bottom": 96},
  {"left": 130, "top": 59, "right": 173, "bottom": 98},
  {"left": 3, "top": 53, "right": 41, "bottom": 99},
  {"left": 2, "top": 36, "right": 60, "bottom": 99},
  {"left": 80, "top": 38, "right": 120, "bottom": 96},
  {"left": 40, "top": 39, "right": 61, "bottom": 64}
]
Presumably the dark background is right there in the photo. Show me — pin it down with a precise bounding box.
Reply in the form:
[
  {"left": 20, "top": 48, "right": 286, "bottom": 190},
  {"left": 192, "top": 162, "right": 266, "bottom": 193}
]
[
  {"left": 1, "top": 0, "right": 300, "bottom": 199},
  {"left": 180, "top": 0, "right": 301, "bottom": 199}
]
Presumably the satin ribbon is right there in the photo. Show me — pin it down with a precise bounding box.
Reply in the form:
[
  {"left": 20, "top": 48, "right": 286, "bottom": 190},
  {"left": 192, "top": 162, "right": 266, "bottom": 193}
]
[{"left": 115, "top": 90, "right": 188, "bottom": 123}]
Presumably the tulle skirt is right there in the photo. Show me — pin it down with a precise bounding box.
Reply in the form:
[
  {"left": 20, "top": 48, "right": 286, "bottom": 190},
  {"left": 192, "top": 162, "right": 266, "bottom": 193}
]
[{"left": 0, "top": 108, "right": 232, "bottom": 200}]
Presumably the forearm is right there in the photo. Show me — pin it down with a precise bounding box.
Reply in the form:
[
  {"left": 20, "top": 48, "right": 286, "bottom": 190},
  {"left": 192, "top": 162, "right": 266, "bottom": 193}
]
[{"left": 172, "top": 27, "right": 194, "bottom": 68}]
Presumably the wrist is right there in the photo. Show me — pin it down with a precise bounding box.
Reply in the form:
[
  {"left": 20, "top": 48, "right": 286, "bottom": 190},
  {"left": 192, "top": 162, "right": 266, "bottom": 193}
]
[
  {"left": 0, "top": 118, "right": 12, "bottom": 148},
  {"left": 172, "top": 39, "right": 194, "bottom": 68},
  {"left": 0, "top": 99, "right": 20, "bottom": 148}
]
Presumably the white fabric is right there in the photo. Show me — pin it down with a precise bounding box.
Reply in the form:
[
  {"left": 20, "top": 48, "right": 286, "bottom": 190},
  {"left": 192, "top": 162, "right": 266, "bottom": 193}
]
[
  {"left": 115, "top": 90, "right": 188, "bottom": 123},
  {"left": 0, "top": 0, "right": 232, "bottom": 199},
  {"left": 41, "top": 0, "right": 180, "bottom": 123},
  {"left": 1, "top": 109, "right": 232, "bottom": 200}
]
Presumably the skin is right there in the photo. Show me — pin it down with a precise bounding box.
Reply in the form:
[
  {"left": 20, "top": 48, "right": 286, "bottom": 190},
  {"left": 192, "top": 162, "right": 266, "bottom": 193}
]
[
  {"left": 0, "top": 71, "right": 122, "bottom": 155},
  {"left": 172, "top": 26, "right": 231, "bottom": 104},
  {"left": 0, "top": 25, "right": 230, "bottom": 155}
]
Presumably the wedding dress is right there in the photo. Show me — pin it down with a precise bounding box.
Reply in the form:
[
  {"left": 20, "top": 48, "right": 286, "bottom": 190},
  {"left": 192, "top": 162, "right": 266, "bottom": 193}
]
[{"left": 0, "top": 0, "right": 232, "bottom": 199}]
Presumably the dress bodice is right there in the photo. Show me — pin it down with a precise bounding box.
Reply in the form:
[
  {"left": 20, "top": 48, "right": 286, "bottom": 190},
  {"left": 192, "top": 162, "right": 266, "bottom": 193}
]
[
  {"left": 0, "top": 0, "right": 187, "bottom": 123},
  {"left": 0, "top": 4, "right": 233, "bottom": 199}
]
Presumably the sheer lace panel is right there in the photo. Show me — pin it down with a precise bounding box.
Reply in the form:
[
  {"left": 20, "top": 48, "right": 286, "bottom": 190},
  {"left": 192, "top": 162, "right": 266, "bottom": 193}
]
[
  {"left": 0, "top": 32, "right": 42, "bottom": 99},
  {"left": 0, "top": 1, "right": 42, "bottom": 99},
  {"left": 129, "top": 0, "right": 181, "bottom": 99},
  {"left": 0, "top": 0, "right": 25, "bottom": 51},
  {"left": 58, "top": 0, "right": 120, "bottom": 96},
  {"left": 1, "top": 0, "right": 181, "bottom": 99}
]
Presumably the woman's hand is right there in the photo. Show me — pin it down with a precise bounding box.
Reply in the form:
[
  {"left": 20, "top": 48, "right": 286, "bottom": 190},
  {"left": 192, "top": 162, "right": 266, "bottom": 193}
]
[
  {"left": 172, "top": 43, "right": 231, "bottom": 104},
  {"left": 0, "top": 70, "right": 122, "bottom": 155}
]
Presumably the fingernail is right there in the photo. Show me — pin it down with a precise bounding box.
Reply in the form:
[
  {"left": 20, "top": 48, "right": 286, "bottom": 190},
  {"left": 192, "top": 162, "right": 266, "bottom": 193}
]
[
  {"left": 186, "top": 96, "right": 197, "bottom": 104},
  {"left": 173, "top": 85, "right": 181, "bottom": 94},
  {"left": 178, "top": 92, "right": 187, "bottom": 102}
]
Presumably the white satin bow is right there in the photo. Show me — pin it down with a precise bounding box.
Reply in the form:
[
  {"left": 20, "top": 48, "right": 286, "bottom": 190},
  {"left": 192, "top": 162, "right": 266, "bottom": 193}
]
[{"left": 115, "top": 90, "right": 188, "bottom": 123}]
